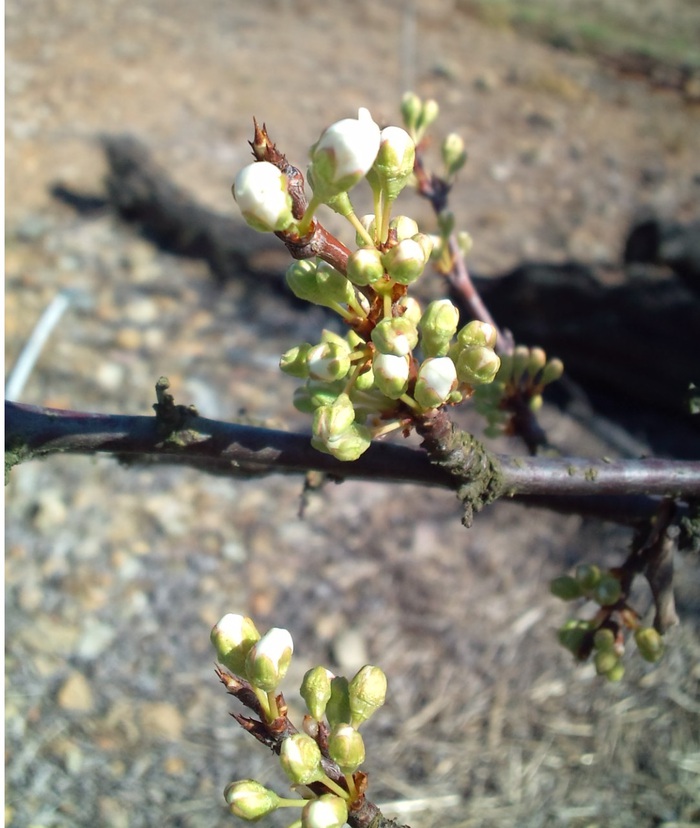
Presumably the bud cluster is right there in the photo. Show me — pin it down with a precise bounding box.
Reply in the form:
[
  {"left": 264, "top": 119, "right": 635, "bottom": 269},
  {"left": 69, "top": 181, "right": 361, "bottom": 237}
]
[
  {"left": 212, "top": 614, "right": 388, "bottom": 825},
  {"left": 551, "top": 564, "right": 666, "bottom": 681},
  {"left": 473, "top": 344, "right": 564, "bottom": 437}
]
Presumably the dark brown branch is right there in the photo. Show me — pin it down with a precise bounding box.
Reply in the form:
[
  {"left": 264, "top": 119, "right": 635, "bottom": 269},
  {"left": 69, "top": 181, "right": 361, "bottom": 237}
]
[{"left": 7, "top": 402, "right": 700, "bottom": 525}]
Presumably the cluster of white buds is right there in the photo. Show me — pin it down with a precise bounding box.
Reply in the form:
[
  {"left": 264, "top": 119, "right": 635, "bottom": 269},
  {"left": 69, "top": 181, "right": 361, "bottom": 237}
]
[
  {"left": 212, "top": 614, "right": 387, "bottom": 826},
  {"left": 231, "top": 103, "right": 506, "bottom": 461},
  {"left": 551, "top": 565, "right": 665, "bottom": 681}
]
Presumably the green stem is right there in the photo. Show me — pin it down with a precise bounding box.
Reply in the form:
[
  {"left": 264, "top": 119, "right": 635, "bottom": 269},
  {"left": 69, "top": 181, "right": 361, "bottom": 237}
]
[
  {"left": 345, "top": 211, "right": 375, "bottom": 247},
  {"left": 399, "top": 393, "right": 420, "bottom": 411},
  {"left": 344, "top": 773, "right": 358, "bottom": 801},
  {"left": 297, "top": 195, "right": 324, "bottom": 237},
  {"left": 319, "top": 774, "right": 350, "bottom": 800}
]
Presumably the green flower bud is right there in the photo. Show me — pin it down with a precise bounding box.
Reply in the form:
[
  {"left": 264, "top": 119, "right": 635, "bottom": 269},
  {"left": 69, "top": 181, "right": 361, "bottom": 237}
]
[
  {"left": 315, "top": 261, "right": 358, "bottom": 308},
  {"left": 575, "top": 564, "right": 601, "bottom": 592},
  {"left": 286, "top": 259, "right": 356, "bottom": 311},
  {"left": 441, "top": 132, "right": 467, "bottom": 177},
  {"left": 437, "top": 209, "right": 455, "bottom": 237},
  {"left": 280, "top": 733, "right": 324, "bottom": 786},
  {"left": 593, "top": 574, "right": 622, "bottom": 607},
  {"left": 529, "top": 394, "right": 543, "bottom": 412},
  {"left": 511, "top": 345, "right": 531, "bottom": 384},
  {"left": 302, "top": 795, "right": 348, "bottom": 828},
  {"left": 527, "top": 347, "right": 547, "bottom": 378},
  {"left": 312, "top": 393, "right": 356, "bottom": 443},
  {"left": 397, "top": 295, "right": 423, "bottom": 326},
  {"left": 232, "top": 162, "right": 295, "bottom": 233},
  {"left": 456, "top": 346, "right": 501, "bottom": 386},
  {"left": 311, "top": 423, "right": 372, "bottom": 461},
  {"left": 549, "top": 575, "right": 584, "bottom": 601},
  {"left": 416, "top": 98, "right": 439, "bottom": 140},
  {"left": 594, "top": 649, "right": 619, "bottom": 676},
  {"left": 366, "top": 126, "right": 416, "bottom": 203},
  {"left": 280, "top": 343, "right": 313, "bottom": 378},
  {"left": 381, "top": 236, "right": 431, "bottom": 285},
  {"left": 593, "top": 628, "right": 617, "bottom": 651},
  {"left": 400, "top": 91, "right": 423, "bottom": 134},
  {"left": 605, "top": 662, "right": 625, "bottom": 682},
  {"left": 307, "top": 107, "right": 381, "bottom": 201},
  {"left": 301, "top": 666, "right": 334, "bottom": 720},
  {"left": 372, "top": 352, "right": 410, "bottom": 398},
  {"left": 347, "top": 247, "right": 385, "bottom": 286},
  {"left": 371, "top": 317, "right": 419, "bottom": 357},
  {"left": 389, "top": 215, "right": 420, "bottom": 241},
  {"left": 306, "top": 342, "right": 351, "bottom": 382},
  {"left": 348, "top": 665, "right": 388, "bottom": 727},
  {"left": 634, "top": 627, "right": 665, "bottom": 663},
  {"left": 420, "top": 299, "right": 460, "bottom": 357},
  {"left": 328, "top": 723, "right": 365, "bottom": 774},
  {"left": 414, "top": 357, "right": 458, "bottom": 409},
  {"left": 457, "top": 320, "right": 498, "bottom": 349},
  {"left": 293, "top": 381, "right": 343, "bottom": 414},
  {"left": 557, "top": 619, "right": 593, "bottom": 658},
  {"left": 325, "top": 676, "right": 351, "bottom": 728},
  {"left": 457, "top": 230, "right": 473, "bottom": 258},
  {"left": 245, "top": 627, "right": 294, "bottom": 693},
  {"left": 353, "top": 365, "right": 375, "bottom": 391},
  {"left": 211, "top": 614, "right": 261, "bottom": 677},
  {"left": 224, "top": 779, "right": 281, "bottom": 819},
  {"left": 541, "top": 357, "right": 564, "bottom": 385}
]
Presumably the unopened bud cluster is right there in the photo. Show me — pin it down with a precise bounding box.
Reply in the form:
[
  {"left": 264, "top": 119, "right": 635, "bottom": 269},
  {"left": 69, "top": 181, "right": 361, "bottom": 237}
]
[
  {"left": 231, "top": 102, "right": 505, "bottom": 460},
  {"left": 212, "top": 614, "right": 387, "bottom": 825},
  {"left": 473, "top": 344, "right": 564, "bottom": 437},
  {"left": 551, "top": 564, "right": 665, "bottom": 681}
]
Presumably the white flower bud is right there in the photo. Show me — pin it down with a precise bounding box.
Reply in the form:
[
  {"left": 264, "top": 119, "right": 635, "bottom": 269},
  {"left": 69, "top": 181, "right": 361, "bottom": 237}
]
[
  {"left": 302, "top": 795, "right": 348, "bottom": 828},
  {"left": 224, "top": 779, "right": 281, "bottom": 819},
  {"left": 371, "top": 317, "right": 419, "bottom": 356},
  {"left": 328, "top": 723, "right": 365, "bottom": 774},
  {"left": 211, "top": 614, "right": 261, "bottom": 676},
  {"left": 414, "top": 357, "right": 458, "bottom": 409},
  {"left": 280, "top": 733, "right": 324, "bottom": 785},
  {"left": 366, "top": 125, "right": 415, "bottom": 203},
  {"left": 245, "top": 627, "right": 294, "bottom": 692},
  {"left": 372, "top": 352, "right": 410, "bottom": 399},
  {"left": 232, "top": 162, "right": 295, "bottom": 233}
]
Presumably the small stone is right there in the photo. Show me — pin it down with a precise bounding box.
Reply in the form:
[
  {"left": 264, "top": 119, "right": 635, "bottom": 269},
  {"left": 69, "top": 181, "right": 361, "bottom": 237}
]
[
  {"left": 57, "top": 671, "right": 94, "bottom": 712},
  {"left": 31, "top": 490, "right": 67, "bottom": 532},
  {"left": 139, "top": 702, "right": 184, "bottom": 741},
  {"left": 96, "top": 362, "right": 126, "bottom": 392},
  {"left": 76, "top": 621, "right": 116, "bottom": 660},
  {"left": 331, "top": 628, "right": 368, "bottom": 675}
]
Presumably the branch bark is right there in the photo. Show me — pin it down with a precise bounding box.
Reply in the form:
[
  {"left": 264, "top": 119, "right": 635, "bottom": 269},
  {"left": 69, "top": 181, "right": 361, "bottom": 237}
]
[{"left": 7, "top": 401, "right": 700, "bottom": 526}]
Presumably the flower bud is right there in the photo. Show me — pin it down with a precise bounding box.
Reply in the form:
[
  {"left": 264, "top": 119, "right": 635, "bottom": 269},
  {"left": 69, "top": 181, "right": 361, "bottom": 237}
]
[
  {"left": 456, "top": 346, "right": 501, "bottom": 386},
  {"left": 371, "top": 317, "right": 419, "bottom": 357},
  {"left": 302, "top": 795, "right": 348, "bottom": 828},
  {"left": 286, "top": 260, "right": 356, "bottom": 312},
  {"left": 245, "top": 627, "right": 294, "bottom": 692},
  {"left": 593, "top": 574, "right": 622, "bottom": 607},
  {"left": 441, "top": 132, "right": 468, "bottom": 177},
  {"left": 400, "top": 91, "right": 423, "bottom": 134},
  {"left": 211, "top": 614, "right": 261, "bottom": 677},
  {"left": 280, "top": 733, "right": 324, "bottom": 786},
  {"left": 293, "top": 381, "right": 343, "bottom": 414},
  {"left": 414, "top": 357, "right": 457, "bottom": 409},
  {"left": 605, "top": 662, "right": 625, "bottom": 682},
  {"left": 381, "top": 235, "right": 431, "bottom": 285},
  {"left": 594, "top": 649, "right": 619, "bottom": 676},
  {"left": 312, "top": 393, "right": 356, "bottom": 443},
  {"left": 356, "top": 214, "right": 376, "bottom": 246},
  {"left": 312, "top": 422, "right": 372, "bottom": 461},
  {"left": 437, "top": 209, "right": 455, "bottom": 237},
  {"left": 348, "top": 665, "right": 387, "bottom": 727},
  {"left": 308, "top": 107, "right": 381, "bottom": 201},
  {"left": 328, "top": 724, "right": 365, "bottom": 774},
  {"left": 634, "top": 627, "right": 665, "bottom": 663},
  {"left": 541, "top": 357, "right": 564, "bottom": 385},
  {"left": 420, "top": 299, "right": 460, "bottom": 357},
  {"left": 233, "top": 162, "right": 295, "bottom": 233},
  {"left": 325, "top": 676, "right": 351, "bottom": 728},
  {"left": 457, "top": 320, "right": 498, "bottom": 349},
  {"left": 457, "top": 230, "right": 473, "bottom": 257},
  {"left": 511, "top": 345, "right": 531, "bottom": 384},
  {"left": 549, "top": 575, "right": 584, "bottom": 601},
  {"left": 593, "top": 628, "right": 617, "bottom": 651},
  {"left": 366, "top": 126, "right": 415, "bottom": 204},
  {"left": 372, "top": 352, "right": 410, "bottom": 399},
  {"left": 397, "top": 296, "right": 423, "bottom": 326},
  {"left": 575, "top": 564, "right": 601, "bottom": 592},
  {"left": 301, "top": 666, "right": 334, "bottom": 720},
  {"left": 527, "top": 347, "right": 547, "bottom": 378},
  {"left": 389, "top": 215, "right": 420, "bottom": 241},
  {"left": 306, "top": 341, "right": 351, "bottom": 382},
  {"left": 280, "top": 343, "right": 313, "bottom": 378},
  {"left": 416, "top": 98, "right": 439, "bottom": 140},
  {"left": 557, "top": 619, "right": 593, "bottom": 658},
  {"left": 224, "top": 779, "right": 281, "bottom": 819},
  {"left": 347, "top": 247, "right": 385, "bottom": 286}
]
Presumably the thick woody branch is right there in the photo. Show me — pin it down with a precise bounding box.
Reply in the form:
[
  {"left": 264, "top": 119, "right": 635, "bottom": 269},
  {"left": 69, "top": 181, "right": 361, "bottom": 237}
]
[{"left": 7, "top": 402, "right": 700, "bottom": 526}]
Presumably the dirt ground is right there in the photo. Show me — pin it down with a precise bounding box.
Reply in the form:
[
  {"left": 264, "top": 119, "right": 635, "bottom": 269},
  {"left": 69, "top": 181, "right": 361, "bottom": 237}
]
[{"left": 5, "top": 1, "right": 700, "bottom": 827}]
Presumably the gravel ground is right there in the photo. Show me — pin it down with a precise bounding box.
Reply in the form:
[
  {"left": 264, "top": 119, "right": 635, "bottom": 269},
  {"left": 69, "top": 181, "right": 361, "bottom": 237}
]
[{"left": 5, "top": 2, "right": 700, "bottom": 827}]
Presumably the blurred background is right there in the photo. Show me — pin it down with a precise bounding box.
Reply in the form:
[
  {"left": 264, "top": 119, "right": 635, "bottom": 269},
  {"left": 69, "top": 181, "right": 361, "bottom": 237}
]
[{"left": 5, "top": 1, "right": 700, "bottom": 826}]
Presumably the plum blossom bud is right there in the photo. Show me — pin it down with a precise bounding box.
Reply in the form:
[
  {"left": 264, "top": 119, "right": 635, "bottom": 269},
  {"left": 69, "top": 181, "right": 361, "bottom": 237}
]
[
  {"left": 280, "top": 733, "right": 324, "bottom": 785},
  {"left": 325, "top": 676, "right": 351, "bottom": 728},
  {"left": 400, "top": 91, "right": 422, "bottom": 134},
  {"left": 245, "top": 627, "right": 293, "bottom": 692},
  {"left": 348, "top": 665, "right": 388, "bottom": 727},
  {"left": 308, "top": 107, "right": 381, "bottom": 202},
  {"left": 224, "top": 779, "right": 281, "bottom": 819},
  {"left": 417, "top": 98, "right": 439, "bottom": 136},
  {"left": 302, "top": 795, "right": 348, "bottom": 828},
  {"left": 397, "top": 295, "right": 423, "bottom": 326},
  {"left": 232, "top": 161, "right": 295, "bottom": 233},
  {"left": 420, "top": 299, "right": 460, "bottom": 357},
  {"left": 293, "top": 381, "right": 343, "bottom": 414},
  {"left": 280, "top": 343, "right": 312, "bottom": 378},
  {"left": 372, "top": 352, "right": 410, "bottom": 398},
  {"left": 381, "top": 235, "right": 432, "bottom": 285},
  {"left": 414, "top": 357, "right": 458, "bottom": 409},
  {"left": 389, "top": 215, "right": 420, "bottom": 241},
  {"left": 328, "top": 723, "right": 365, "bottom": 774},
  {"left": 371, "top": 317, "right": 419, "bottom": 357},
  {"left": 301, "top": 666, "right": 334, "bottom": 720},
  {"left": 441, "top": 132, "right": 467, "bottom": 177},
  {"left": 306, "top": 341, "right": 351, "bottom": 382},
  {"left": 635, "top": 627, "right": 665, "bottom": 663},
  {"left": 286, "top": 260, "right": 356, "bottom": 312},
  {"left": 457, "top": 320, "right": 498, "bottom": 350},
  {"left": 366, "top": 126, "right": 416, "bottom": 203},
  {"left": 312, "top": 422, "right": 372, "bottom": 461},
  {"left": 456, "top": 346, "right": 501, "bottom": 387},
  {"left": 312, "top": 393, "right": 356, "bottom": 443},
  {"left": 347, "top": 247, "right": 385, "bottom": 286},
  {"left": 211, "top": 614, "right": 261, "bottom": 677},
  {"left": 541, "top": 357, "right": 564, "bottom": 385}
]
